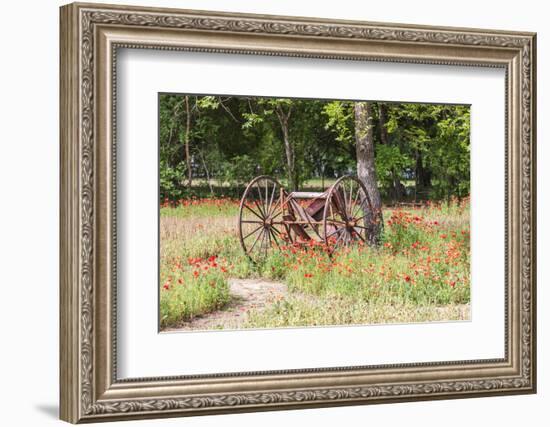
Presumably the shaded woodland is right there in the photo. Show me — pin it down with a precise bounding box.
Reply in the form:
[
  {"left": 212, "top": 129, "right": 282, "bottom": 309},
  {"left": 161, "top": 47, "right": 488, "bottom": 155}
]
[{"left": 159, "top": 94, "right": 470, "bottom": 204}]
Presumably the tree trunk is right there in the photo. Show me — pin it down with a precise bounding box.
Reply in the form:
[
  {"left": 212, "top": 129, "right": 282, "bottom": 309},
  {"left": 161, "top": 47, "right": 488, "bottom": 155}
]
[
  {"left": 355, "top": 102, "right": 383, "bottom": 246},
  {"left": 184, "top": 96, "right": 192, "bottom": 187},
  {"left": 416, "top": 153, "right": 431, "bottom": 193},
  {"left": 391, "top": 173, "right": 405, "bottom": 202},
  {"left": 378, "top": 103, "right": 389, "bottom": 145},
  {"left": 197, "top": 149, "right": 214, "bottom": 195},
  {"left": 281, "top": 123, "right": 296, "bottom": 191},
  {"left": 276, "top": 105, "right": 297, "bottom": 191}
]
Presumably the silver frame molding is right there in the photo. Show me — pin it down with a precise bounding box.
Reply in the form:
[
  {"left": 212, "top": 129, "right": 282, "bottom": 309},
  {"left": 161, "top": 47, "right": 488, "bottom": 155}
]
[{"left": 60, "top": 2, "right": 536, "bottom": 423}]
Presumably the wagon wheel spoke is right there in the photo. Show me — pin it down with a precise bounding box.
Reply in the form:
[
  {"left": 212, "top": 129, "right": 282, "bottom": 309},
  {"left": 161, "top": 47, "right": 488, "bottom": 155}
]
[
  {"left": 342, "top": 228, "right": 351, "bottom": 246},
  {"left": 353, "top": 228, "right": 367, "bottom": 243},
  {"left": 265, "top": 180, "right": 269, "bottom": 216},
  {"left": 334, "top": 229, "right": 346, "bottom": 248},
  {"left": 323, "top": 176, "right": 373, "bottom": 251},
  {"left": 351, "top": 184, "right": 361, "bottom": 215},
  {"left": 341, "top": 183, "right": 350, "bottom": 222},
  {"left": 347, "top": 180, "right": 355, "bottom": 218},
  {"left": 342, "top": 229, "right": 350, "bottom": 247},
  {"left": 329, "top": 198, "right": 344, "bottom": 223},
  {"left": 253, "top": 198, "right": 266, "bottom": 219},
  {"left": 268, "top": 195, "right": 284, "bottom": 221},
  {"left": 268, "top": 229, "right": 277, "bottom": 247},
  {"left": 350, "top": 202, "right": 368, "bottom": 225},
  {"left": 349, "top": 182, "right": 369, "bottom": 244},
  {"left": 270, "top": 209, "right": 283, "bottom": 221},
  {"left": 242, "top": 224, "right": 264, "bottom": 241},
  {"left": 325, "top": 218, "right": 347, "bottom": 226},
  {"left": 244, "top": 203, "right": 264, "bottom": 220},
  {"left": 356, "top": 191, "right": 372, "bottom": 214},
  {"left": 269, "top": 228, "right": 282, "bottom": 250},
  {"left": 263, "top": 227, "right": 273, "bottom": 256},
  {"left": 351, "top": 214, "right": 368, "bottom": 224},
  {"left": 247, "top": 227, "right": 264, "bottom": 254},
  {"left": 260, "top": 228, "right": 266, "bottom": 255},
  {"left": 326, "top": 227, "right": 342, "bottom": 238},
  {"left": 325, "top": 194, "right": 346, "bottom": 244},
  {"left": 266, "top": 180, "right": 278, "bottom": 217},
  {"left": 348, "top": 180, "right": 363, "bottom": 220},
  {"left": 255, "top": 183, "right": 267, "bottom": 218},
  {"left": 239, "top": 176, "right": 287, "bottom": 263},
  {"left": 270, "top": 225, "right": 282, "bottom": 236}
]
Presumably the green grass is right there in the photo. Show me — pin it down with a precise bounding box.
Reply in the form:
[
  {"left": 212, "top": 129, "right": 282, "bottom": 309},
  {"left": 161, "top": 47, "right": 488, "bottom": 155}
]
[
  {"left": 243, "top": 297, "right": 469, "bottom": 328},
  {"left": 159, "top": 197, "right": 470, "bottom": 330},
  {"left": 160, "top": 265, "right": 230, "bottom": 328},
  {"left": 282, "top": 246, "right": 469, "bottom": 306}
]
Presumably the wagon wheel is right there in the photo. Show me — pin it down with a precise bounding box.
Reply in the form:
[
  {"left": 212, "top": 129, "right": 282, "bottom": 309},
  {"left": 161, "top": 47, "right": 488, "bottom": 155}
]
[
  {"left": 238, "top": 176, "right": 287, "bottom": 262},
  {"left": 322, "top": 176, "right": 373, "bottom": 252}
]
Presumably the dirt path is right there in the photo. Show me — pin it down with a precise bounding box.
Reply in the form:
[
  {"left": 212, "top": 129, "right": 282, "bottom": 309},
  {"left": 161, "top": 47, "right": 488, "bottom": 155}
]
[{"left": 166, "top": 278, "right": 288, "bottom": 331}]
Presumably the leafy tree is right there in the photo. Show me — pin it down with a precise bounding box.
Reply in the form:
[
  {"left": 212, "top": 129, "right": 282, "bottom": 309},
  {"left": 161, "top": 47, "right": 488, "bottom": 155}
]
[
  {"left": 425, "top": 106, "right": 470, "bottom": 199},
  {"left": 375, "top": 144, "right": 413, "bottom": 200},
  {"left": 159, "top": 94, "right": 470, "bottom": 205},
  {"left": 242, "top": 98, "right": 301, "bottom": 190},
  {"left": 384, "top": 103, "right": 470, "bottom": 200}
]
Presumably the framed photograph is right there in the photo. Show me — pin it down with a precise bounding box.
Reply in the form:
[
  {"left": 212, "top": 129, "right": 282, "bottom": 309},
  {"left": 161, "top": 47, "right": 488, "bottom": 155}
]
[{"left": 60, "top": 2, "right": 536, "bottom": 423}]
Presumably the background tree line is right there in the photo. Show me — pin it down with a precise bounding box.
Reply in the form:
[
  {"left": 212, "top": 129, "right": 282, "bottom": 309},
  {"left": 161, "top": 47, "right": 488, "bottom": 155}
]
[{"left": 159, "top": 94, "right": 470, "bottom": 203}]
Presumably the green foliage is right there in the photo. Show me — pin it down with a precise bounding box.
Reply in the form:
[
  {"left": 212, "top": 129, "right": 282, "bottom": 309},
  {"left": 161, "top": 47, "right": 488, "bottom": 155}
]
[
  {"left": 425, "top": 107, "right": 471, "bottom": 199},
  {"left": 159, "top": 160, "right": 186, "bottom": 200},
  {"left": 241, "top": 112, "right": 264, "bottom": 129},
  {"left": 222, "top": 154, "right": 258, "bottom": 187},
  {"left": 375, "top": 144, "right": 414, "bottom": 193},
  {"left": 159, "top": 94, "right": 471, "bottom": 202},
  {"left": 195, "top": 95, "right": 220, "bottom": 110},
  {"left": 382, "top": 103, "right": 470, "bottom": 199},
  {"left": 322, "top": 101, "right": 354, "bottom": 145}
]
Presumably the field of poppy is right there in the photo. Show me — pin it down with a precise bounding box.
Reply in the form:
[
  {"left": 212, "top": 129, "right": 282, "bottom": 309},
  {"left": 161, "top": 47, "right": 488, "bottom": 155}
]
[{"left": 159, "top": 196, "right": 470, "bottom": 330}]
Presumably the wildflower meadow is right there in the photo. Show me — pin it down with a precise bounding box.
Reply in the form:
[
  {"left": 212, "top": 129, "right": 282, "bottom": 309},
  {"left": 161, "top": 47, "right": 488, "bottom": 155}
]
[{"left": 159, "top": 194, "right": 470, "bottom": 330}]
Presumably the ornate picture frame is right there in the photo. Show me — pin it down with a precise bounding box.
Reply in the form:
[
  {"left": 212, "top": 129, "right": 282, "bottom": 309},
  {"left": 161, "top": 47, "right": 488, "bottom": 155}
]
[{"left": 60, "top": 2, "right": 536, "bottom": 423}]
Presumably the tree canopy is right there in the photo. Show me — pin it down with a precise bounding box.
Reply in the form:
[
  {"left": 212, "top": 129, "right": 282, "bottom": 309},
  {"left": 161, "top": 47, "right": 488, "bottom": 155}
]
[{"left": 159, "top": 94, "right": 470, "bottom": 202}]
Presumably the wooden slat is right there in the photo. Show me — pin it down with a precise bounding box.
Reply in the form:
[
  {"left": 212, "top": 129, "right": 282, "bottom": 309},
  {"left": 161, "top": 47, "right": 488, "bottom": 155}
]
[{"left": 288, "top": 191, "right": 326, "bottom": 198}]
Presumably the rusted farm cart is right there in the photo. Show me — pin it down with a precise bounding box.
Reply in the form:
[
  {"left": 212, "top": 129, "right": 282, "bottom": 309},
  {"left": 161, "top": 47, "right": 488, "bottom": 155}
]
[{"left": 238, "top": 175, "right": 374, "bottom": 261}]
